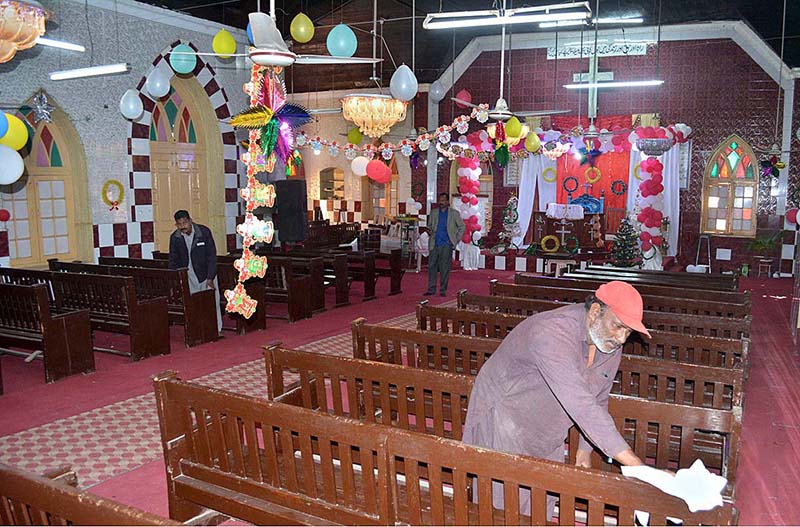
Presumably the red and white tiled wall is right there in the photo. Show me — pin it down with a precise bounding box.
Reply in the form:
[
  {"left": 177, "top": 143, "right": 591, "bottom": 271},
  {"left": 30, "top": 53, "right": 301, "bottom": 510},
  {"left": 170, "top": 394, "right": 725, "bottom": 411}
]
[
  {"left": 308, "top": 198, "right": 428, "bottom": 226},
  {"left": 92, "top": 41, "right": 241, "bottom": 261},
  {"left": 780, "top": 216, "right": 799, "bottom": 277}
]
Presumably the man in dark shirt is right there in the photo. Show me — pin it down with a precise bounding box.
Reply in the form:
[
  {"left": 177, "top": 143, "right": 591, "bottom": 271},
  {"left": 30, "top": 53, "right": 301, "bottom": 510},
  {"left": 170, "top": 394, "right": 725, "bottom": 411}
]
[
  {"left": 167, "top": 210, "right": 222, "bottom": 334},
  {"left": 424, "top": 193, "right": 465, "bottom": 297},
  {"left": 463, "top": 281, "right": 670, "bottom": 514}
]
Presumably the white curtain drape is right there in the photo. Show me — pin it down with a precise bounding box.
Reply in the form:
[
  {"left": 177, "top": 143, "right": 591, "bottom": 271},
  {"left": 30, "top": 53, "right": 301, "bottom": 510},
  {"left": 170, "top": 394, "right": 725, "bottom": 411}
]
[
  {"left": 513, "top": 156, "right": 538, "bottom": 247},
  {"left": 537, "top": 156, "right": 558, "bottom": 212},
  {"left": 626, "top": 149, "right": 681, "bottom": 257}
]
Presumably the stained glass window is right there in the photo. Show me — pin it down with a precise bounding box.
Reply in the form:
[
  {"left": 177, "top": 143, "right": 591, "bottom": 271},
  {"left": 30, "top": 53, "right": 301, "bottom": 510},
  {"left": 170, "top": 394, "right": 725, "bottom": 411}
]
[
  {"left": 150, "top": 87, "right": 197, "bottom": 144},
  {"left": 702, "top": 135, "right": 758, "bottom": 237},
  {"left": 15, "top": 107, "right": 63, "bottom": 167}
]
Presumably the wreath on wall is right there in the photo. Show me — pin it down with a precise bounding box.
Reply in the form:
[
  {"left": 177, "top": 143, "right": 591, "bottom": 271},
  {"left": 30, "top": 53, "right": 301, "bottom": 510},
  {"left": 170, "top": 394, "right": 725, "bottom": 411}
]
[
  {"left": 563, "top": 235, "right": 580, "bottom": 254},
  {"left": 102, "top": 180, "right": 125, "bottom": 211},
  {"left": 540, "top": 235, "right": 560, "bottom": 253},
  {"left": 584, "top": 167, "right": 602, "bottom": 184},
  {"left": 611, "top": 180, "right": 627, "bottom": 196},
  {"left": 563, "top": 176, "right": 579, "bottom": 194},
  {"left": 542, "top": 166, "right": 557, "bottom": 183},
  {"left": 411, "top": 182, "right": 425, "bottom": 199}
]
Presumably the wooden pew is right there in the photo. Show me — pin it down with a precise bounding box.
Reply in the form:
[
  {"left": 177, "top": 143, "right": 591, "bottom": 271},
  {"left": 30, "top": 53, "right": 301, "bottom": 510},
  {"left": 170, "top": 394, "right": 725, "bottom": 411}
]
[
  {"left": 302, "top": 221, "right": 360, "bottom": 250},
  {"left": 457, "top": 290, "right": 752, "bottom": 339},
  {"left": 103, "top": 255, "right": 267, "bottom": 335},
  {"left": 332, "top": 247, "right": 405, "bottom": 296},
  {"left": 349, "top": 321, "right": 742, "bottom": 488},
  {"left": 515, "top": 272, "right": 750, "bottom": 305},
  {"left": 154, "top": 371, "right": 737, "bottom": 525},
  {"left": 0, "top": 464, "right": 179, "bottom": 525},
  {"left": 490, "top": 280, "right": 750, "bottom": 318},
  {"left": 0, "top": 283, "right": 94, "bottom": 383},
  {"left": 415, "top": 304, "right": 744, "bottom": 409},
  {"left": 216, "top": 254, "right": 312, "bottom": 322},
  {"left": 49, "top": 259, "right": 218, "bottom": 348},
  {"left": 575, "top": 265, "right": 739, "bottom": 291},
  {"left": 0, "top": 268, "right": 170, "bottom": 361}
]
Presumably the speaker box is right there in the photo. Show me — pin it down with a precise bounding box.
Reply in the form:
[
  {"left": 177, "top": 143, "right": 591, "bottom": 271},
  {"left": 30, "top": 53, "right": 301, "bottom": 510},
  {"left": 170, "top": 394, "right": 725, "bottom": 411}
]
[{"left": 274, "top": 179, "right": 308, "bottom": 242}]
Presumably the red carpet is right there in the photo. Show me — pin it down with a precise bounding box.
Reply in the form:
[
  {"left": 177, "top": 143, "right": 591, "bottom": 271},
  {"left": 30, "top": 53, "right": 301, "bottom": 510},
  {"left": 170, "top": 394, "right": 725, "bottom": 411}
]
[{"left": 1, "top": 271, "right": 798, "bottom": 524}]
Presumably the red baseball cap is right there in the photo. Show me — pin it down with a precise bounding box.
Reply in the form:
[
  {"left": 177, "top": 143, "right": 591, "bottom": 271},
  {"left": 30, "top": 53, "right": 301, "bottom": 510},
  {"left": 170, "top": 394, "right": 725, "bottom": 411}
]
[{"left": 595, "top": 281, "right": 651, "bottom": 338}]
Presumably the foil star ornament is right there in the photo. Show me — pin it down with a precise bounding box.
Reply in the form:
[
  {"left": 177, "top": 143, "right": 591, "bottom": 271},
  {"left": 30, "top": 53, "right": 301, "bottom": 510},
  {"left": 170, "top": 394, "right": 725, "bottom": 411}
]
[{"left": 31, "top": 92, "right": 55, "bottom": 123}]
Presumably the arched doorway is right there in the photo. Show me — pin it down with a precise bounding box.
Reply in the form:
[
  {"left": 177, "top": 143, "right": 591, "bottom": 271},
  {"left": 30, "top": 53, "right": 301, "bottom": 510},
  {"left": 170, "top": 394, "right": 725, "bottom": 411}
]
[
  {"left": 149, "top": 75, "right": 223, "bottom": 252},
  {"left": 0, "top": 94, "right": 91, "bottom": 266}
]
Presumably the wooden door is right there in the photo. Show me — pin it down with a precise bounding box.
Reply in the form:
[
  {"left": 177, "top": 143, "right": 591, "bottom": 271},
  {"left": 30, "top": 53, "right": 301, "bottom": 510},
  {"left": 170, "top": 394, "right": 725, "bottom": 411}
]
[{"left": 151, "top": 142, "right": 206, "bottom": 252}]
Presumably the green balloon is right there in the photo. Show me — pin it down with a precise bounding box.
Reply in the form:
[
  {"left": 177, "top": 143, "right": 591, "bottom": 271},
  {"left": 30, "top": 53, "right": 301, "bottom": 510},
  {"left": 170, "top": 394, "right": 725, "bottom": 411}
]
[
  {"left": 347, "top": 127, "right": 363, "bottom": 145},
  {"left": 170, "top": 44, "right": 197, "bottom": 75}
]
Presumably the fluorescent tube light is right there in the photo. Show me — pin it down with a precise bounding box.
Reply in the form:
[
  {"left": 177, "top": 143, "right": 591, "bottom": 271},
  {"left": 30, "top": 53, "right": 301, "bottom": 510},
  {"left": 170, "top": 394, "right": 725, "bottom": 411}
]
[
  {"left": 50, "top": 63, "right": 130, "bottom": 80},
  {"left": 563, "top": 79, "right": 663, "bottom": 89},
  {"left": 540, "top": 16, "right": 643, "bottom": 28},
  {"left": 424, "top": 2, "right": 591, "bottom": 30},
  {"left": 36, "top": 37, "right": 85, "bottom": 52}
]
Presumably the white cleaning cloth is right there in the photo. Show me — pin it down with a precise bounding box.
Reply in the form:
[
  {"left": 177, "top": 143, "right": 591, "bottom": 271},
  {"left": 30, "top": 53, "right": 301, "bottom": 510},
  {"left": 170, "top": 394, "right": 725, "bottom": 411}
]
[{"left": 622, "top": 459, "right": 728, "bottom": 513}]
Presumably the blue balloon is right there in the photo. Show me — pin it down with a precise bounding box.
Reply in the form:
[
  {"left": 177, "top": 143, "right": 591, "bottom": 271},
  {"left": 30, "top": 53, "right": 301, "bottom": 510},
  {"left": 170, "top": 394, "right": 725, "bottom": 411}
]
[
  {"left": 169, "top": 44, "right": 197, "bottom": 74},
  {"left": 326, "top": 24, "right": 357, "bottom": 57},
  {"left": 0, "top": 113, "right": 8, "bottom": 140},
  {"left": 247, "top": 23, "right": 254, "bottom": 45}
]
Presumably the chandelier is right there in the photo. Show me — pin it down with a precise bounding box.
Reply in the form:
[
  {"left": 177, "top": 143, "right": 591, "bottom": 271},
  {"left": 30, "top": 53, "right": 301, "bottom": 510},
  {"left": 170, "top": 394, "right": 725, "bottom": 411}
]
[
  {"left": 341, "top": 93, "right": 407, "bottom": 138},
  {"left": 541, "top": 141, "right": 571, "bottom": 160},
  {"left": 0, "top": 0, "right": 51, "bottom": 64},
  {"left": 636, "top": 138, "right": 673, "bottom": 157},
  {"left": 487, "top": 122, "right": 530, "bottom": 146}
]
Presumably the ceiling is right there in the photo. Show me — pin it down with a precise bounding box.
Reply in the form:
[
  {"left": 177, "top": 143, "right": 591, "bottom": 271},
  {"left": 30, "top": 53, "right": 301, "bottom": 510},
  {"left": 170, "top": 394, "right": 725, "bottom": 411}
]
[{"left": 139, "top": 0, "right": 799, "bottom": 92}]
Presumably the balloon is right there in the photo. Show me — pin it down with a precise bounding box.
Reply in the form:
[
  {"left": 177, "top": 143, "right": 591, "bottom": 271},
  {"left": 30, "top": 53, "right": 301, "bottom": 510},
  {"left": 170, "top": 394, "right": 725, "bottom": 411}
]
[
  {"left": 170, "top": 44, "right": 197, "bottom": 74},
  {"left": 414, "top": 201, "right": 422, "bottom": 211},
  {"left": 470, "top": 196, "right": 478, "bottom": 206},
  {"left": 351, "top": 156, "right": 369, "bottom": 176},
  {"left": 651, "top": 173, "right": 663, "bottom": 185},
  {"left": 525, "top": 132, "right": 541, "bottom": 153},
  {"left": 429, "top": 80, "right": 446, "bottom": 103},
  {"left": 119, "top": 89, "right": 144, "bottom": 120},
  {"left": 366, "top": 160, "right": 391, "bottom": 183},
  {"left": 454, "top": 90, "right": 471, "bottom": 108},
  {"left": 460, "top": 209, "right": 470, "bottom": 219},
  {"left": 461, "top": 196, "right": 470, "bottom": 204},
  {"left": 639, "top": 232, "right": 652, "bottom": 242},
  {"left": 347, "top": 127, "right": 363, "bottom": 145},
  {"left": 247, "top": 23, "right": 254, "bottom": 45},
  {"left": 462, "top": 233, "right": 472, "bottom": 243},
  {"left": 641, "top": 241, "right": 652, "bottom": 252},
  {"left": 327, "top": 24, "right": 357, "bottom": 57},
  {"left": 0, "top": 145, "right": 24, "bottom": 185},
  {"left": 786, "top": 208, "right": 799, "bottom": 225},
  {"left": 389, "top": 64, "right": 418, "bottom": 102},
  {"left": 0, "top": 114, "right": 28, "bottom": 151},
  {"left": 0, "top": 113, "right": 7, "bottom": 139},
  {"left": 212, "top": 29, "right": 237, "bottom": 58},
  {"left": 290, "top": 12, "right": 314, "bottom": 43},
  {"left": 651, "top": 236, "right": 664, "bottom": 246},
  {"left": 145, "top": 69, "right": 171, "bottom": 99},
  {"left": 505, "top": 117, "right": 522, "bottom": 138},
  {"left": 472, "top": 230, "right": 482, "bottom": 241},
  {"left": 0, "top": 208, "right": 9, "bottom": 222}
]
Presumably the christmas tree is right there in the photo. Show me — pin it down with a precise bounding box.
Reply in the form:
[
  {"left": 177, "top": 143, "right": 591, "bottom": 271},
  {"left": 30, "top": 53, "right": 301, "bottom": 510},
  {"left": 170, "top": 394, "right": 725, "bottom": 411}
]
[{"left": 609, "top": 216, "right": 642, "bottom": 268}]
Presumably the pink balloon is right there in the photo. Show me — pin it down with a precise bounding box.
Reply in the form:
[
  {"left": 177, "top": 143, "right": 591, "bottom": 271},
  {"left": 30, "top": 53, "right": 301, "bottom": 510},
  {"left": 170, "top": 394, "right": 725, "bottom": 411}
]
[
  {"left": 642, "top": 241, "right": 653, "bottom": 251},
  {"left": 651, "top": 174, "right": 663, "bottom": 185},
  {"left": 651, "top": 236, "right": 664, "bottom": 246},
  {"left": 454, "top": 90, "right": 472, "bottom": 109},
  {"left": 786, "top": 208, "right": 799, "bottom": 224},
  {"left": 461, "top": 196, "right": 470, "bottom": 204},
  {"left": 639, "top": 232, "right": 652, "bottom": 242},
  {"left": 470, "top": 196, "right": 478, "bottom": 206},
  {"left": 367, "top": 160, "right": 391, "bottom": 183},
  {"left": 462, "top": 232, "right": 471, "bottom": 243}
]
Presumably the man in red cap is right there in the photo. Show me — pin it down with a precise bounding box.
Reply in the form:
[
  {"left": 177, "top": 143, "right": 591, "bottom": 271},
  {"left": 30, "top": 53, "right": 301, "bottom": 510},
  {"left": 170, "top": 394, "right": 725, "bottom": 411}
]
[{"left": 463, "top": 280, "right": 658, "bottom": 515}]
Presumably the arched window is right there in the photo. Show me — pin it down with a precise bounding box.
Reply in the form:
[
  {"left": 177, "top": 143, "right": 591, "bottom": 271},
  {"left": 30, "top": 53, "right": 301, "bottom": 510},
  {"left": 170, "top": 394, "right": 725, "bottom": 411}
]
[
  {"left": 149, "top": 87, "right": 197, "bottom": 143},
  {"left": 701, "top": 135, "right": 758, "bottom": 237}
]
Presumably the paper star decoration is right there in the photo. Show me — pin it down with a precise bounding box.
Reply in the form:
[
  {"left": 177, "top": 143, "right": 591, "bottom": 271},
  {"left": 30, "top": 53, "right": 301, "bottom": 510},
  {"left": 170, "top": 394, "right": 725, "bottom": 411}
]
[{"left": 31, "top": 92, "right": 55, "bottom": 123}]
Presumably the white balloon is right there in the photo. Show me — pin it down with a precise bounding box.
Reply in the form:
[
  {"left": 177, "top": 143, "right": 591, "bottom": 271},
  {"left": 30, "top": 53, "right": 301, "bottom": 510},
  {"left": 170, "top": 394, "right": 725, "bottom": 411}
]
[
  {"left": 414, "top": 201, "right": 422, "bottom": 211},
  {"left": 119, "top": 89, "right": 143, "bottom": 120},
  {"left": 350, "top": 156, "right": 369, "bottom": 176},
  {"left": 468, "top": 167, "right": 481, "bottom": 180},
  {"left": 472, "top": 230, "right": 482, "bottom": 241},
  {"left": 0, "top": 145, "right": 24, "bottom": 185},
  {"left": 145, "top": 69, "right": 171, "bottom": 99},
  {"left": 460, "top": 209, "right": 470, "bottom": 220},
  {"left": 457, "top": 168, "right": 470, "bottom": 178},
  {"left": 429, "top": 80, "right": 446, "bottom": 103},
  {"left": 390, "top": 64, "right": 419, "bottom": 102}
]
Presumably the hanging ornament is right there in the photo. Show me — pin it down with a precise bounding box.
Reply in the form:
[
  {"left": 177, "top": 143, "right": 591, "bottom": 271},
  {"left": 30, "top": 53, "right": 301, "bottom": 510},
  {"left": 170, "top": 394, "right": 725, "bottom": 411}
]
[
  {"left": 224, "top": 283, "right": 258, "bottom": 319},
  {"left": 400, "top": 139, "right": 414, "bottom": 157},
  {"left": 471, "top": 104, "right": 490, "bottom": 124},
  {"left": 455, "top": 116, "right": 469, "bottom": 134},
  {"left": 381, "top": 144, "right": 394, "bottom": 160},
  {"left": 31, "top": 92, "right": 54, "bottom": 123},
  {"left": 344, "top": 143, "right": 358, "bottom": 160},
  {"left": 437, "top": 126, "right": 451, "bottom": 144},
  {"left": 327, "top": 141, "right": 340, "bottom": 157},
  {"left": 296, "top": 131, "right": 308, "bottom": 146},
  {"left": 418, "top": 134, "right": 431, "bottom": 151},
  {"left": 362, "top": 144, "right": 377, "bottom": 159}
]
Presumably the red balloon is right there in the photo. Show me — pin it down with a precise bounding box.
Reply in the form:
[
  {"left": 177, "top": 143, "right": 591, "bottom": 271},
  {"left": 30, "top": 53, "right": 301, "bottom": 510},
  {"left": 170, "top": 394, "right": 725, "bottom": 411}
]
[
  {"left": 461, "top": 196, "right": 470, "bottom": 204},
  {"left": 458, "top": 176, "right": 468, "bottom": 186},
  {"left": 637, "top": 212, "right": 648, "bottom": 223},
  {"left": 654, "top": 183, "right": 664, "bottom": 194},
  {"left": 366, "top": 160, "right": 391, "bottom": 183},
  {"left": 641, "top": 241, "right": 653, "bottom": 251},
  {"left": 639, "top": 232, "right": 652, "bottom": 242},
  {"left": 459, "top": 184, "right": 470, "bottom": 194},
  {"left": 786, "top": 208, "right": 799, "bottom": 225},
  {"left": 454, "top": 90, "right": 472, "bottom": 109},
  {"left": 462, "top": 232, "right": 472, "bottom": 243},
  {"left": 651, "top": 174, "right": 663, "bottom": 185},
  {"left": 470, "top": 196, "right": 478, "bottom": 206},
  {"left": 0, "top": 209, "right": 9, "bottom": 222},
  {"left": 612, "top": 135, "right": 622, "bottom": 145}
]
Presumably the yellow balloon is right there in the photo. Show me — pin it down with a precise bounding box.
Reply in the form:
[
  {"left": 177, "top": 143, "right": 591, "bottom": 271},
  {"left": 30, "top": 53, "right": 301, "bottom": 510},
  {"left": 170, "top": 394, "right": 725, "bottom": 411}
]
[
  {"left": 525, "top": 131, "right": 541, "bottom": 153},
  {"left": 212, "top": 29, "right": 237, "bottom": 59},
  {"left": 0, "top": 114, "right": 28, "bottom": 151},
  {"left": 347, "top": 127, "right": 363, "bottom": 145},
  {"left": 505, "top": 116, "right": 522, "bottom": 138},
  {"left": 290, "top": 12, "right": 314, "bottom": 44}
]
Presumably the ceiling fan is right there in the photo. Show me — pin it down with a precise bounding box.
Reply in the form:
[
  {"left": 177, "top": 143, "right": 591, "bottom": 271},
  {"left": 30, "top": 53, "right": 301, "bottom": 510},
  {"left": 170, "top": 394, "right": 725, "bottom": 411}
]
[{"left": 448, "top": 0, "right": 571, "bottom": 122}]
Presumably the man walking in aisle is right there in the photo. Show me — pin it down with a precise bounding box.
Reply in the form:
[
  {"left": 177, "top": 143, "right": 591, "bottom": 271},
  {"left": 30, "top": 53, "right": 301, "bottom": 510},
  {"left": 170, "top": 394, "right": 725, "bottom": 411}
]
[
  {"left": 425, "top": 192, "right": 465, "bottom": 297},
  {"left": 168, "top": 210, "right": 223, "bottom": 335}
]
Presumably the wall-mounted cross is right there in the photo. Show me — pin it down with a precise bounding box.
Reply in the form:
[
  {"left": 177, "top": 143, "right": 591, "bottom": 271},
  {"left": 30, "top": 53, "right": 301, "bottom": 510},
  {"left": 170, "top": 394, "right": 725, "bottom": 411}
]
[{"left": 555, "top": 219, "right": 573, "bottom": 245}]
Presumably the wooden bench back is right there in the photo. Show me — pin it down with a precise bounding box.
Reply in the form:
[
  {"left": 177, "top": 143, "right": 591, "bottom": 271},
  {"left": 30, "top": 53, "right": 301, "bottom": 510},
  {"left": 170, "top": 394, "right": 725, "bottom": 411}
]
[
  {"left": 583, "top": 265, "right": 739, "bottom": 291},
  {"left": 490, "top": 280, "right": 750, "bottom": 318},
  {"left": 415, "top": 304, "right": 744, "bottom": 408},
  {"left": 516, "top": 272, "right": 750, "bottom": 305},
  {"left": 0, "top": 464, "right": 178, "bottom": 525},
  {"left": 154, "top": 373, "right": 737, "bottom": 526},
  {"left": 0, "top": 268, "right": 55, "bottom": 303},
  {"left": 99, "top": 256, "right": 169, "bottom": 269},
  {"left": 457, "top": 290, "right": 751, "bottom": 339},
  {"left": 265, "top": 346, "right": 472, "bottom": 440},
  {"left": 50, "top": 272, "right": 136, "bottom": 316},
  {"left": 0, "top": 283, "right": 51, "bottom": 331}
]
